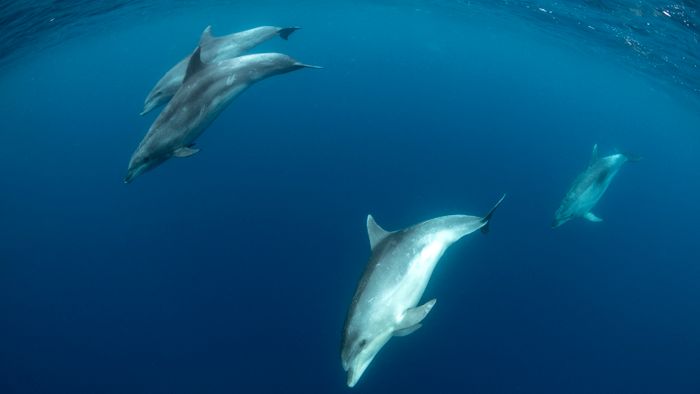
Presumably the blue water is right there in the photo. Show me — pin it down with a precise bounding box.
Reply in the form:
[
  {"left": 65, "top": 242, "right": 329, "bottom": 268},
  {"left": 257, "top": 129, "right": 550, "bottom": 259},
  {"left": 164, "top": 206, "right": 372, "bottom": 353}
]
[{"left": 1, "top": 1, "right": 699, "bottom": 393}]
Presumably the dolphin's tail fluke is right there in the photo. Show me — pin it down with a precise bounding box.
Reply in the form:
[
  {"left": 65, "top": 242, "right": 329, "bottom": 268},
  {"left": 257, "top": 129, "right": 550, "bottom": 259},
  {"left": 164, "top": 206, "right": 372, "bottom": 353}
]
[
  {"left": 279, "top": 27, "right": 301, "bottom": 40},
  {"left": 294, "top": 62, "right": 323, "bottom": 69},
  {"left": 480, "top": 194, "right": 506, "bottom": 234},
  {"left": 623, "top": 151, "right": 643, "bottom": 162}
]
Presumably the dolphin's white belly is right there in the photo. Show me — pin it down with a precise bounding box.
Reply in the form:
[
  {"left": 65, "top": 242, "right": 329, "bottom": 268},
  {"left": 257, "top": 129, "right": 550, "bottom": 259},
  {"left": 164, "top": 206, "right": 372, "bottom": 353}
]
[
  {"left": 372, "top": 232, "right": 453, "bottom": 327},
  {"left": 572, "top": 186, "right": 604, "bottom": 215}
]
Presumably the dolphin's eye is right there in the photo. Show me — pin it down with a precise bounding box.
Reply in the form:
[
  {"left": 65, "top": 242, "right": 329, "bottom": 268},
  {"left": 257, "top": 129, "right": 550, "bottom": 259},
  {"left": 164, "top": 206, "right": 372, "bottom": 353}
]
[
  {"left": 358, "top": 339, "right": 367, "bottom": 348},
  {"left": 143, "top": 157, "right": 150, "bottom": 163}
]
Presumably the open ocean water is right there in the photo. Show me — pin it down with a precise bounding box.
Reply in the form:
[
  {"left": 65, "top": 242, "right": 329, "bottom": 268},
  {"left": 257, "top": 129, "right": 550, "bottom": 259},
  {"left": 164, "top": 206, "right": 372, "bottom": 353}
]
[{"left": 0, "top": 1, "right": 699, "bottom": 393}]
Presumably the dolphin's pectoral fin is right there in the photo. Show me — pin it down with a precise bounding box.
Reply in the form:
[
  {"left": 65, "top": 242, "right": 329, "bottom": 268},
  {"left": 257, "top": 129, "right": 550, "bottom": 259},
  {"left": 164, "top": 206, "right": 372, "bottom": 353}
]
[
  {"left": 397, "top": 299, "right": 436, "bottom": 331},
  {"left": 584, "top": 212, "right": 603, "bottom": 222},
  {"left": 394, "top": 323, "right": 422, "bottom": 337},
  {"left": 173, "top": 146, "right": 200, "bottom": 158},
  {"left": 367, "top": 215, "right": 392, "bottom": 250}
]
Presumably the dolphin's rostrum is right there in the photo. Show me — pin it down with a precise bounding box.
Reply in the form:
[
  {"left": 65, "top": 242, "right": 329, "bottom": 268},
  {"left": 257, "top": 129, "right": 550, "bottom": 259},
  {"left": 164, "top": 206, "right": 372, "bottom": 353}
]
[
  {"left": 552, "top": 144, "right": 640, "bottom": 228},
  {"left": 341, "top": 194, "right": 506, "bottom": 387},
  {"left": 141, "top": 25, "right": 301, "bottom": 115},
  {"left": 125, "top": 47, "right": 321, "bottom": 183}
]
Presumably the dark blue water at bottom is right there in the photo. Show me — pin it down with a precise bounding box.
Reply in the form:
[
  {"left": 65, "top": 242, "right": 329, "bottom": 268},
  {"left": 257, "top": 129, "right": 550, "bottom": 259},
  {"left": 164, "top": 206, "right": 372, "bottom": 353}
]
[{"left": 0, "top": 2, "right": 699, "bottom": 393}]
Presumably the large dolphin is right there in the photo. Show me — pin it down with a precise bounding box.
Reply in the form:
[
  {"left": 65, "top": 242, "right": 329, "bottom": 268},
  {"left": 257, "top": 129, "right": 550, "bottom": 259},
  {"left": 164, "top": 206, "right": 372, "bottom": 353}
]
[
  {"left": 125, "top": 48, "right": 321, "bottom": 183},
  {"left": 141, "top": 25, "right": 300, "bottom": 115},
  {"left": 552, "top": 144, "right": 640, "bottom": 228},
  {"left": 340, "top": 195, "right": 506, "bottom": 387}
]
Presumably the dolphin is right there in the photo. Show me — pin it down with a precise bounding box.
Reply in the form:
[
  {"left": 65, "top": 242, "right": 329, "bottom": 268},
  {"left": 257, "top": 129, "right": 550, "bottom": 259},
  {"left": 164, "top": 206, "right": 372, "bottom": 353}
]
[
  {"left": 340, "top": 195, "right": 506, "bottom": 387},
  {"left": 125, "top": 48, "right": 321, "bottom": 183},
  {"left": 552, "top": 144, "right": 640, "bottom": 228},
  {"left": 141, "top": 25, "right": 301, "bottom": 115}
]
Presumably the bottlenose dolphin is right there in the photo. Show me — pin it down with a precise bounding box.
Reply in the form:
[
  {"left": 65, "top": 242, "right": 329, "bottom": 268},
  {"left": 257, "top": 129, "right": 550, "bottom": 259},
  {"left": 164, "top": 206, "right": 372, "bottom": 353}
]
[
  {"left": 125, "top": 48, "right": 321, "bottom": 183},
  {"left": 340, "top": 195, "right": 506, "bottom": 387},
  {"left": 552, "top": 144, "right": 640, "bottom": 228},
  {"left": 141, "top": 25, "right": 301, "bottom": 115}
]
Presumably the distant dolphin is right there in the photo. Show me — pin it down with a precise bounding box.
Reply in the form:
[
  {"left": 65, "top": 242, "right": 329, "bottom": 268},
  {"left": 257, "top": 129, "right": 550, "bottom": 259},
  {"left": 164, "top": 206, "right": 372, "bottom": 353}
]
[
  {"left": 552, "top": 144, "right": 640, "bottom": 228},
  {"left": 141, "top": 25, "right": 301, "bottom": 115},
  {"left": 340, "top": 195, "right": 506, "bottom": 387},
  {"left": 125, "top": 48, "right": 321, "bottom": 183}
]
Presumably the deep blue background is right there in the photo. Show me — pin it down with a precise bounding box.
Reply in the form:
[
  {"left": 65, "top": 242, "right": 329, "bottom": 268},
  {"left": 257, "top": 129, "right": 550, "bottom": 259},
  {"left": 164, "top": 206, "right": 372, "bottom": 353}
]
[{"left": 1, "top": 2, "right": 699, "bottom": 393}]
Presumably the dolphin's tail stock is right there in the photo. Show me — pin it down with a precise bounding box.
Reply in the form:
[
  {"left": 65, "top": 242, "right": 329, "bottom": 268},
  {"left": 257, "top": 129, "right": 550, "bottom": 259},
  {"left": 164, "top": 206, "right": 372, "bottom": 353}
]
[
  {"left": 279, "top": 27, "right": 301, "bottom": 40},
  {"left": 480, "top": 194, "right": 506, "bottom": 234}
]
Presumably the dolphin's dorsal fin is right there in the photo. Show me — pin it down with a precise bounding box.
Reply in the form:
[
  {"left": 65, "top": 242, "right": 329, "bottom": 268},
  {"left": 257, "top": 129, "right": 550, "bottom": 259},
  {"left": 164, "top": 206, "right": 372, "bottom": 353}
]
[
  {"left": 199, "top": 25, "right": 214, "bottom": 47},
  {"left": 184, "top": 47, "right": 206, "bottom": 82},
  {"left": 367, "top": 215, "right": 391, "bottom": 250},
  {"left": 589, "top": 144, "right": 599, "bottom": 166}
]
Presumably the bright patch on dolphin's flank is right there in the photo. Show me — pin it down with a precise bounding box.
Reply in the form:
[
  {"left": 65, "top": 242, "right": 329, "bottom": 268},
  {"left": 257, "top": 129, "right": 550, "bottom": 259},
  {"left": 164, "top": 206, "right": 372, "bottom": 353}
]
[
  {"left": 417, "top": 231, "right": 454, "bottom": 263},
  {"left": 419, "top": 240, "right": 446, "bottom": 265}
]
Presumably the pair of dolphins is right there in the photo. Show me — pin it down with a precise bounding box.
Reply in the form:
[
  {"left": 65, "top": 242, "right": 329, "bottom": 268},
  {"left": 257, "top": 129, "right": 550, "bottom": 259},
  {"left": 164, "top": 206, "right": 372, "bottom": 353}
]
[
  {"left": 341, "top": 144, "right": 639, "bottom": 387},
  {"left": 124, "top": 25, "right": 320, "bottom": 183}
]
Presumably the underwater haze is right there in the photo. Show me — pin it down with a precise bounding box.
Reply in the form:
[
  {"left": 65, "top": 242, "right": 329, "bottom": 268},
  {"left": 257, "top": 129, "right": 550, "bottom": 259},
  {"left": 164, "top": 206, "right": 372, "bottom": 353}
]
[{"left": 1, "top": 1, "right": 700, "bottom": 393}]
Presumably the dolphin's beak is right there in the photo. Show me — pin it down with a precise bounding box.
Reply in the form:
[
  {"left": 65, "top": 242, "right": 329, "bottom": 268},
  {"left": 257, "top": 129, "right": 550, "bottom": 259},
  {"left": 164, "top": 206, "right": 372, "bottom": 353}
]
[
  {"left": 140, "top": 100, "right": 156, "bottom": 116},
  {"left": 346, "top": 367, "right": 360, "bottom": 388},
  {"left": 140, "top": 104, "right": 152, "bottom": 116},
  {"left": 346, "top": 357, "right": 373, "bottom": 388},
  {"left": 124, "top": 170, "right": 135, "bottom": 184},
  {"left": 551, "top": 217, "right": 567, "bottom": 228}
]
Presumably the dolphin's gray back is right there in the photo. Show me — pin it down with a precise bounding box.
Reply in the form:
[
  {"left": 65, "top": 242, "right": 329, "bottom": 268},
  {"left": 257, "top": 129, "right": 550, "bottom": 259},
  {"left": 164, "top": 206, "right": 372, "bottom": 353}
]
[
  {"left": 159, "top": 58, "right": 188, "bottom": 91},
  {"left": 142, "top": 26, "right": 284, "bottom": 115},
  {"left": 204, "top": 26, "right": 280, "bottom": 62}
]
